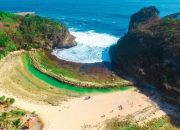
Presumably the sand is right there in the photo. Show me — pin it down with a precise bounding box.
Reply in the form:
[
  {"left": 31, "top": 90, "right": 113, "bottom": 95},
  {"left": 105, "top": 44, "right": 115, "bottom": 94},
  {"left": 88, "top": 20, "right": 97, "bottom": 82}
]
[
  {"left": 0, "top": 51, "right": 80, "bottom": 104},
  {"left": 0, "top": 51, "right": 174, "bottom": 130},
  {"left": 0, "top": 89, "right": 168, "bottom": 130}
]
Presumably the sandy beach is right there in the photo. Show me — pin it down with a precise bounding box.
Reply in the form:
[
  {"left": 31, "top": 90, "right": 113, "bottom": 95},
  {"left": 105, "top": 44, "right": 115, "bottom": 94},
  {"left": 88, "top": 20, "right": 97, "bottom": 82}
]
[
  {"left": 0, "top": 3, "right": 179, "bottom": 130},
  {"left": 0, "top": 51, "right": 177, "bottom": 130},
  {"left": 0, "top": 88, "right": 169, "bottom": 130}
]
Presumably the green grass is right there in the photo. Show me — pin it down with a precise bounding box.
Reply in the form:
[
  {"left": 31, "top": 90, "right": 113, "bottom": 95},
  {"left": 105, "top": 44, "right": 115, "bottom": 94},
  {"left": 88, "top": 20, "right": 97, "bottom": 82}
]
[
  {"left": 24, "top": 53, "right": 130, "bottom": 93},
  {"left": 30, "top": 51, "right": 125, "bottom": 85},
  {"left": 33, "top": 51, "right": 78, "bottom": 79},
  {"left": 0, "top": 96, "right": 26, "bottom": 130},
  {"left": 105, "top": 116, "right": 180, "bottom": 130},
  {"left": 0, "top": 11, "right": 19, "bottom": 23},
  {"left": 106, "top": 119, "right": 141, "bottom": 130},
  {"left": 163, "top": 18, "right": 180, "bottom": 24}
]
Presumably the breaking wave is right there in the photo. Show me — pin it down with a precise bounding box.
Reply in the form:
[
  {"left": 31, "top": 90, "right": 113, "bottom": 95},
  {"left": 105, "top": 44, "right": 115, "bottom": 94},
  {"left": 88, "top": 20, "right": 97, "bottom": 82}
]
[{"left": 52, "top": 29, "right": 118, "bottom": 63}]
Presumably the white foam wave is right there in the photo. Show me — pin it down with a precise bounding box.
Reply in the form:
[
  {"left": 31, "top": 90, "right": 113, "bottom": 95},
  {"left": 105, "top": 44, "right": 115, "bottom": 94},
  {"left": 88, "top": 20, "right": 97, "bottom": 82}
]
[
  {"left": 52, "top": 30, "right": 118, "bottom": 63},
  {"left": 52, "top": 44, "right": 111, "bottom": 63},
  {"left": 70, "top": 29, "right": 118, "bottom": 47}
]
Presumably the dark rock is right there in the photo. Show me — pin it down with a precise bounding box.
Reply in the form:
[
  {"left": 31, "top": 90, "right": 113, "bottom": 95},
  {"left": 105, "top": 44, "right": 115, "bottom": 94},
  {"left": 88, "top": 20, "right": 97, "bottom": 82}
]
[
  {"left": 109, "top": 6, "right": 180, "bottom": 94},
  {"left": 53, "top": 31, "right": 77, "bottom": 49},
  {"left": 101, "top": 114, "right": 105, "bottom": 118},
  {"left": 84, "top": 96, "right": 91, "bottom": 100},
  {"left": 118, "top": 105, "right": 123, "bottom": 110}
]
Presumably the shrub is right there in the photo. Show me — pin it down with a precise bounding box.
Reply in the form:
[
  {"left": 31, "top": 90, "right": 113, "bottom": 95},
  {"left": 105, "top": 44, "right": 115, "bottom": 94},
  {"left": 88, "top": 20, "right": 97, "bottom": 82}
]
[
  {"left": 10, "top": 109, "right": 26, "bottom": 116},
  {"left": 12, "top": 119, "right": 23, "bottom": 129},
  {"left": 0, "top": 96, "right": 6, "bottom": 104}
]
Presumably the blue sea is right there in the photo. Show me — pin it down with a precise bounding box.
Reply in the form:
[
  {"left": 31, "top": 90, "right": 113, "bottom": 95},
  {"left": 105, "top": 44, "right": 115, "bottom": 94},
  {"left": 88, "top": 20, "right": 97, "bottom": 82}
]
[{"left": 0, "top": 0, "right": 180, "bottom": 63}]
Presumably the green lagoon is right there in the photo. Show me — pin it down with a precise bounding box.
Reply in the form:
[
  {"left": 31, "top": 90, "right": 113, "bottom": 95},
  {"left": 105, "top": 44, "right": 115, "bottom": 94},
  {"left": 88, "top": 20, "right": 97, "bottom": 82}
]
[{"left": 24, "top": 54, "right": 130, "bottom": 94}]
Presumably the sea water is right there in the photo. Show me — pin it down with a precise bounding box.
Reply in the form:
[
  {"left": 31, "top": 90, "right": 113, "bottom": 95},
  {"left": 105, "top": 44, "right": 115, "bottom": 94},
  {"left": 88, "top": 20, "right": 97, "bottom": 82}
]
[{"left": 1, "top": 0, "right": 180, "bottom": 63}]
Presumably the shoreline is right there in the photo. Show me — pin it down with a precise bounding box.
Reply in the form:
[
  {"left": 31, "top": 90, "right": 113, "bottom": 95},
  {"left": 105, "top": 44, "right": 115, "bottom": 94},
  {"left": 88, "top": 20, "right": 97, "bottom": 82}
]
[
  {"left": 0, "top": 50, "right": 82, "bottom": 104},
  {"left": 0, "top": 50, "right": 179, "bottom": 130},
  {"left": 0, "top": 86, "right": 176, "bottom": 130},
  {"left": 29, "top": 50, "right": 134, "bottom": 88}
]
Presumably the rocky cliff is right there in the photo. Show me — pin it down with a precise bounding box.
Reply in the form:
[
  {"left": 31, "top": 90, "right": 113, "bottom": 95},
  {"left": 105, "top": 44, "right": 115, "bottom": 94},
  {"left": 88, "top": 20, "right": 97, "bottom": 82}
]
[
  {"left": 0, "top": 11, "right": 76, "bottom": 59},
  {"left": 110, "top": 6, "right": 180, "bottom": 94}
]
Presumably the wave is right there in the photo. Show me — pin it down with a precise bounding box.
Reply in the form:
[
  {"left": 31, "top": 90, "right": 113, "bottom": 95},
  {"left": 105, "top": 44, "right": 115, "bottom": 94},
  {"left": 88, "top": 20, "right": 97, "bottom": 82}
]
[
  {"left": 70, "top": 29, "right": 118, "bottom": 47},
  {"left": 52, "top": 30, "right": 118, "bottom": 63}
]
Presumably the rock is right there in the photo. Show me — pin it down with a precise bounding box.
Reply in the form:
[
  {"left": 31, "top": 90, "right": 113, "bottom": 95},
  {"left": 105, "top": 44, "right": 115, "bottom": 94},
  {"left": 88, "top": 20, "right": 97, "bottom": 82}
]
[
  {"left": 55, "top": 31, "right": 77, "bottom": 48},
  {"left": 109, "top": 110, "right": 114, "bottom": 113},
  {"left": 118, "top": 105, "right": 123, "bottom": 110},
  {"left": 101, "top": 114, "right": 105, "bottom": 118},
  {"left": 63, "top": 99, "right": 68, "bottom": 102},
  {"left": 109, "top": 6, "right": 180, "bottom": 96},
  {"left": 128, "top": 6, "right": 160, "bottom": 31},
  {"left": 48, "top": 101, "right": 60, "bottom": 106},
  {"left": 84, "top": 96, "right": 91, "bottom": 100}
]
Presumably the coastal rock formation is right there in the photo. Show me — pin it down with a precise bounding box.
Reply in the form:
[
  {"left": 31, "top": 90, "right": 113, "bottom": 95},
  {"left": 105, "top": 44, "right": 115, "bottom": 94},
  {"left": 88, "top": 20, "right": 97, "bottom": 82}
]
[
  {"left": 0, "top": 11, "right": 76, "bottom": 59},
  {"left": 54, "top": 31, "right": 77, "bottom": 49},
  {"left": 17, "top": 13, "right": 77, "bottom": 50},
  {"left": 110, "top": 6, "right": 180, "bottom": 94}
]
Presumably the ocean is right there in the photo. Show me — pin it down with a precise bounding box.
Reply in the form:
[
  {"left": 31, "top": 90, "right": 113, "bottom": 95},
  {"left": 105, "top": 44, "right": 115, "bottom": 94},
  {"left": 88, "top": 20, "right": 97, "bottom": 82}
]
[{"left": 0, "top": 0, "right": 180, "bottom": 63}]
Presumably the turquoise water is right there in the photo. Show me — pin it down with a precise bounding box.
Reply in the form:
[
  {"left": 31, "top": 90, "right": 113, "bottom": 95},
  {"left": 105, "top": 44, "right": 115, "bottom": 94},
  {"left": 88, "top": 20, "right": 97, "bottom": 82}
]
[{"left": 24, "top": 54, "right": 129, "bottom": 93}]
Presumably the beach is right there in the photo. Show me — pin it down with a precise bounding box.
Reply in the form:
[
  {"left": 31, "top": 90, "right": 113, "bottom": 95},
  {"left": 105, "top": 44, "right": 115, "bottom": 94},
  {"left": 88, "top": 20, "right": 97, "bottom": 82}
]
[
  {"left": 0, "top": 88, "right": 169, "bottom": 130},
  {"left": 0, "top": 51, "right": 179, "bottom": 130}
]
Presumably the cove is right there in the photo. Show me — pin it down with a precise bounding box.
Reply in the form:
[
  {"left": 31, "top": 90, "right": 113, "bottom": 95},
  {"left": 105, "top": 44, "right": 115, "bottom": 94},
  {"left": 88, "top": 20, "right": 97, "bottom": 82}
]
[{"left": 24, "top": 54, "right": 129, "bottom": 93}]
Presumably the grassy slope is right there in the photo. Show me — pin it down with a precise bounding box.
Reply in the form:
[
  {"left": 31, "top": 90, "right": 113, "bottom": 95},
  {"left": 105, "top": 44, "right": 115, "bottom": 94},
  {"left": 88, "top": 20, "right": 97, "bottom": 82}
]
[
  {"left": 0, "top": 52, "right": 80, "bottom": 104},
  {"left": 29, "top": 51, "right": 131, "bottom": 88},
  {"left": 106, "top": 116, "right": 180, "bottom": 130},
  {"left": 0, "top": 95, "right": 43, "bottom": 130},
  {"left": 0, "top": 11, "right": 68, "bottom": 59}
]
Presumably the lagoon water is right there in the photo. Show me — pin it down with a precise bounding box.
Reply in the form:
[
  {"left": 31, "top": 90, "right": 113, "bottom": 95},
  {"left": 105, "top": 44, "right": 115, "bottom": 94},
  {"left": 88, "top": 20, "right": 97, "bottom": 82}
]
[{"left": 1, "top": 0, "right": 180, "bottom": 63}]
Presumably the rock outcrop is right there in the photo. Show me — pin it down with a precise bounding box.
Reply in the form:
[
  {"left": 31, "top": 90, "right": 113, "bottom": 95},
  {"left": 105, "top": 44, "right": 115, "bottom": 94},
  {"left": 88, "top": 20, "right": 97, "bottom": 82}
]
[
  {"left": 53, "top": 31, "right": 77, "bottom": 49},
  {"left": 0, "top": 11, "right": 76, "bottom": 58},
  {"left": 110, "top": 6, "right": 180, "bottom": 94}
]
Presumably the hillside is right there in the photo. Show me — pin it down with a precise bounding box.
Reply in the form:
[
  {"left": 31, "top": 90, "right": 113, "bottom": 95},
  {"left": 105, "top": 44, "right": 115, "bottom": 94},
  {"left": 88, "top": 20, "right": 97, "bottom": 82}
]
[
  {"left": 0, "top": 11, "right": 76, "bottom": 59},
  {"left": 110, "top": 6, "right": 180, "bottom": 94}
]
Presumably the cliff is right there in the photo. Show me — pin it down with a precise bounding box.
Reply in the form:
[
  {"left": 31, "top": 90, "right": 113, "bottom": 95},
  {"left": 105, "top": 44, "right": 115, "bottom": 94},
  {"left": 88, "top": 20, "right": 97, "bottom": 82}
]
[
  {"left": 0, "top": 11, "right": 76, "bottom": 58},
  {"left": 110, "top": 6, "right": 180, "bottom": 94}
]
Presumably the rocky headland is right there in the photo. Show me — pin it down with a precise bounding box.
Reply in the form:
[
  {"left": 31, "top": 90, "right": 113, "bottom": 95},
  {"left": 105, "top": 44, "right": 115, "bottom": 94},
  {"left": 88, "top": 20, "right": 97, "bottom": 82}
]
[
  {"left": 0, "top": 11, "right": 76, "bottom": 59},
  {"left": 110, "top": 6, "right": 180, "bottom": 102}
]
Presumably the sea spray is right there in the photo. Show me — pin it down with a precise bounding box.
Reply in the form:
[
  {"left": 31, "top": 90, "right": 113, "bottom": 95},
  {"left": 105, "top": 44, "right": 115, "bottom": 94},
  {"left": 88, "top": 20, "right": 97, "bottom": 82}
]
[{"left": 52, "top": 30, "right": 118, "bottom": 63}]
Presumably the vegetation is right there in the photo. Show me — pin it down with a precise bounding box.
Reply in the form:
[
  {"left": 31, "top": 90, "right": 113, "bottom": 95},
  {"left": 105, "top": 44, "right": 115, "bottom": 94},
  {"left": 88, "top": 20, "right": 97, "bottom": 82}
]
[
  {"left": 0, "top": 11, "right": 19, "bottom": 23},
  {"left": 110, "top": 6, "right": 180, "bottom": 94},
  {"left": 29, "top": 51, "right": 128, "bottom": 87},
  {"left": 18, "top": 14, "right": 67, "bottom": 50},
  {"left": 0, "top": 95, "right": 15, "bottom": 106},
  {"left": 0, "top": 96, "right": 24, "bottom": 129},
  {"left": 105, "top": 116, "right": 180, "bottom": 130},
  {"left": 0, "top": 95, "right": 42, "bottom": 130},
  {"left": 0, "top": 29, "right": 16, "bottom": 59},
  {"left": 0, "top": 11, "right": 69, "bottom": 59}
]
